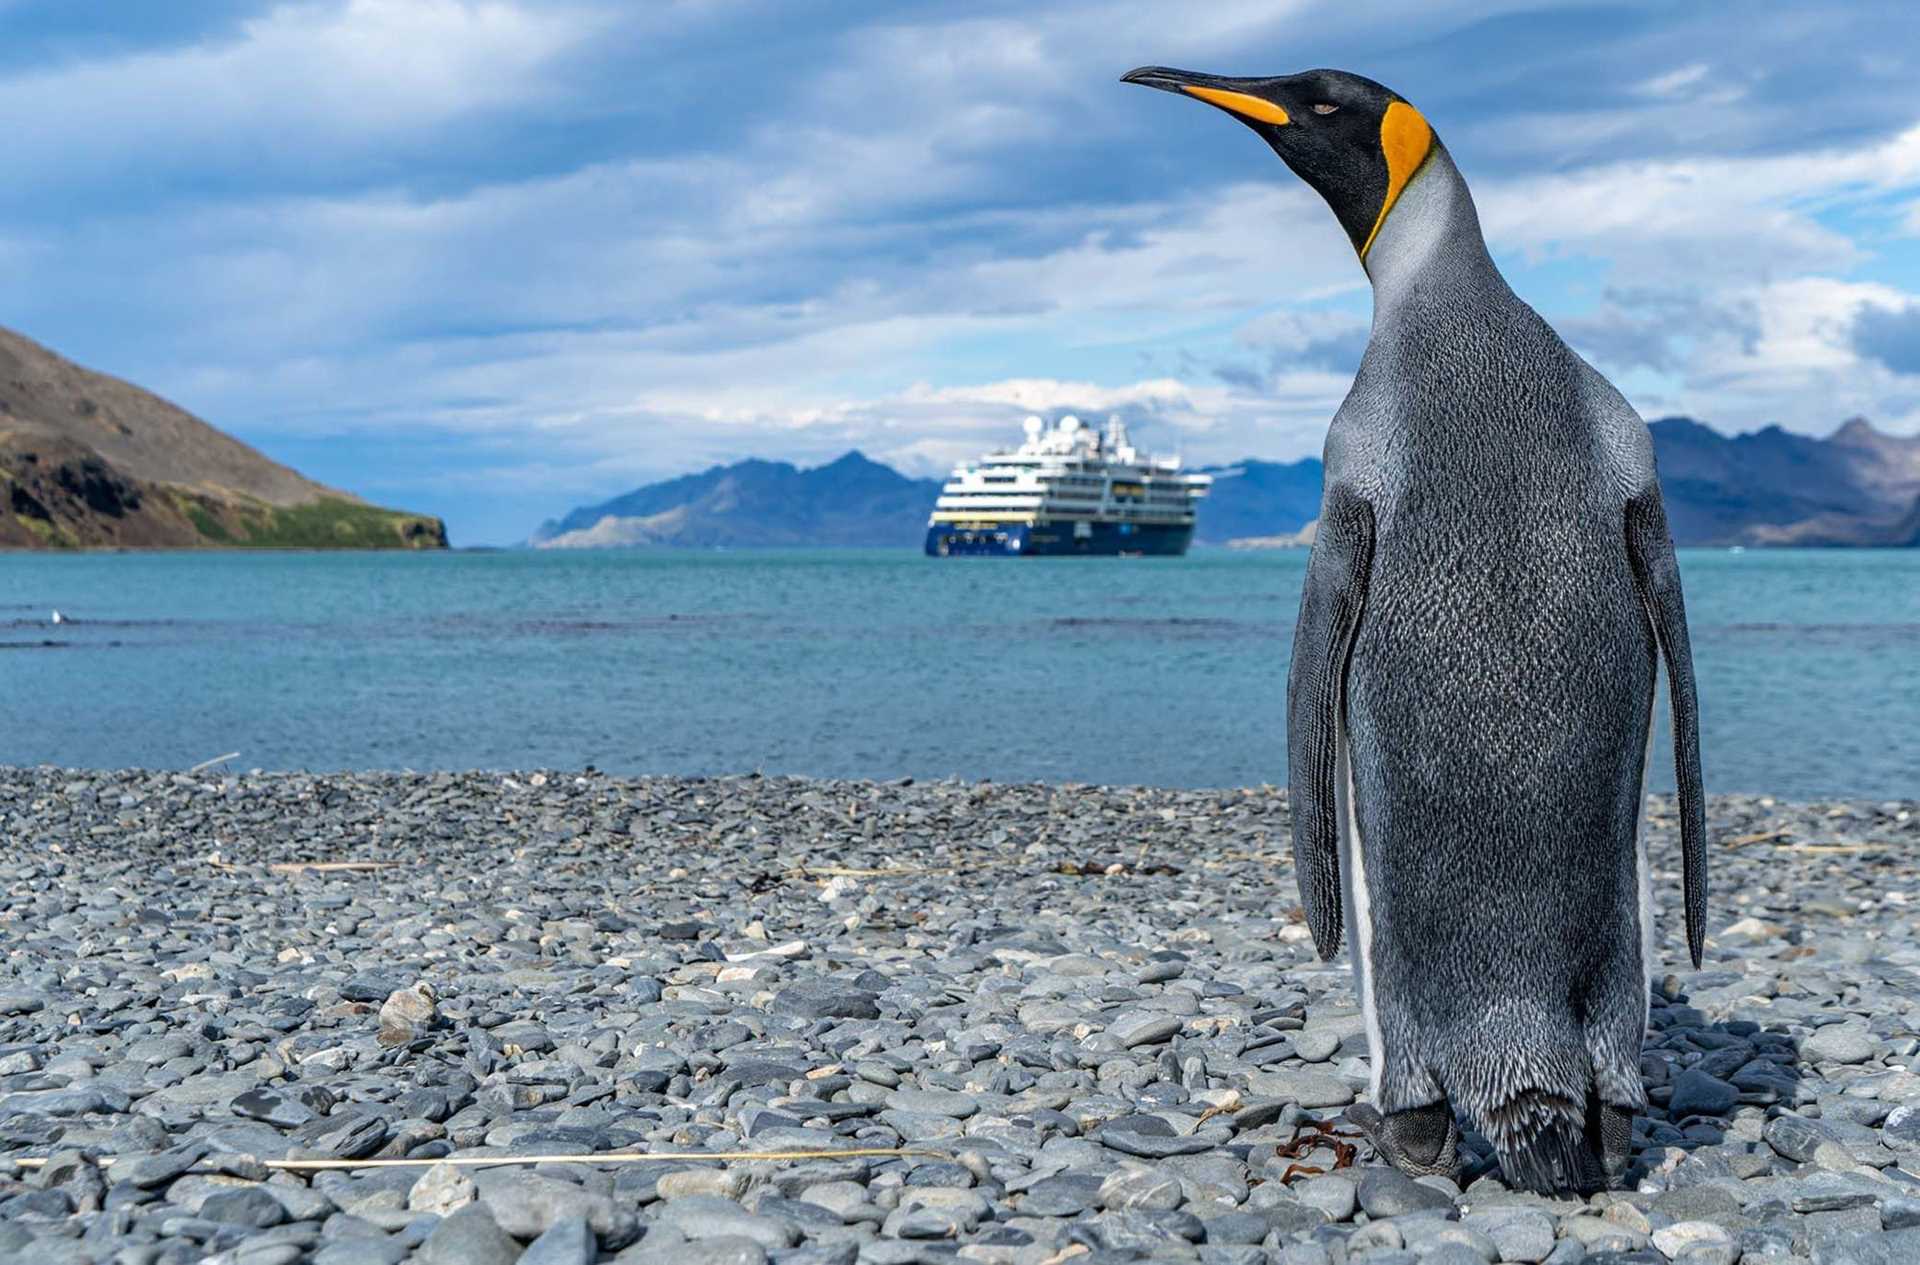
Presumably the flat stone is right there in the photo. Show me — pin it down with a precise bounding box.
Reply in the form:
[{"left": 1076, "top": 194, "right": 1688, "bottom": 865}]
[
  {"left": 1356, "top": 1166, "right": 1453, "bottom": 1216},
  {"left": 519, "top": 1214, "right": 597, "bottom": 1265},
  {"left": 1099, "top": 1129, "right": 1218, "bottom": 1159},
  {"left": 473, "top": 1168, "right": 635, "bottom": 1243},
  {"left": 1074, "top": 1207, "right": 1207, "bottom": 1253},
  {"left": 1292, "top": 1174, "right": 1357, "bottom": 1222},
  {"left": 415, "top": 1203, "right": 521, "bottom": 1265},
  {"left": 620, "top": 1237, "right": 771, "bottom": 1265},
  {"left": 1100, "top": 1167, "right": 1185, "bottom": 1212},
  {"left": 1881, "top": 1190, "right": 1920, "bottom": 1230},
  {"left": 769, "top": 981, "right": 880, "bottom": 1021},
  {"left": 1651, "top": 1220, "right": 1735, "bottom": 1258},
  {"left": 1668, "top": 1068, "right": 1739, "bottom": 1117},
  {"left": 292, "top": 1110, "right": 388, "bottom": 1159},
  {"left": 1464, "top": 1206, "right": 1556, "bottom": 1263},
  {"left": 1558, "top": 1214, "right": 1646, "bottom": 1253},
  {"left": 231, "top": 1088, "right": 315, "bottom": 1129},
  {"left": 1651, "top": 1185, "right": 1743, "bottom": 1224},
  {"left": 198, "top": 1186, "right": 287, "bottom": 1228},
  {"left": 1198, "top": 1208, "right": 1269, "bottom": 1244},
  {"left": 1397, "top": 1217, "right": 1499, "bottom": 1260},
  {"left": 340, "top": 973, "right": 404, "bottom": 1003},
  {"left": 654, "top": 1193, "right": 801, "bottom": 1250},
  {"left": 1260, "top": 1200, "right": 1332, "bottom": 1236},
  {"left": 1764, "top": 1113, "right": 1835, "bottom": 1162},
  {"left": 1804, "top": 1026, "right": 1880, "bottom": 1066},
  {"left": 115, "top": 1145, "right": 207, "bottom": 1189},
  {"left": 311, "top": 1240, "right": 413, "bottom": 1265},
  {"left": 1244, "top": 1069, "right": 1354, "bottom": 1108},
  {"left": 883, "top": 1088, "right": 978, "bottom": 1118},
  {"left": 1805, "top": 1227, "right": 1920, "bottom": 1265},
  {"left": 658, "top": 1168, "right": 749, "bottom": 1201},
  {"left": 1110, "top": 1012, "right": 1182, "bottom": 1048},
  {"left": 1020, "top": 1173, "right": 1105, "bottom": 1216},
  {"left": 1790, "top": 1170, "right": 1888, "bottom": 1213},
  {"left": 407, "top": 1162, "right": 475, "bottom": 1215},
  {"left": 1882, "top": 1105, "right": 1920, "bottom": 1152}
]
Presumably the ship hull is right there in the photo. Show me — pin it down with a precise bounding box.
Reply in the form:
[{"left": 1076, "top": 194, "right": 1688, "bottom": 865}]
[{"left": 924, "top": 521, "right": 1194, "bottom": 557}]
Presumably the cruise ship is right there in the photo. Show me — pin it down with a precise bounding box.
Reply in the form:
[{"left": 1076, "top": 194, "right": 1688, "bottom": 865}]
[{"left": 925, "top": 415, "right": 1211, "bottom": 557}]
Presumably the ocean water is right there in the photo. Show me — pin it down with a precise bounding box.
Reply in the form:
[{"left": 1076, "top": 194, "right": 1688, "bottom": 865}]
[{"left": 1, "top": 548, "right": 1914, "bottom": 798}]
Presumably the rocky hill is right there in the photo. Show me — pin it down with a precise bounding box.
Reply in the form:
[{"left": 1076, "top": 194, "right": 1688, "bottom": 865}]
[
  {"left": 0, "top": 326, "right": 446, "bottom": 549},
  {"left": 1190, "top": 457, "right": 1324, "bottom": 540},
  {"left": 531, "top": 452, "right": 941, "bottom": 548},
  {"left": 530, "top": 416, "right": 1920, "bottom": 550}
]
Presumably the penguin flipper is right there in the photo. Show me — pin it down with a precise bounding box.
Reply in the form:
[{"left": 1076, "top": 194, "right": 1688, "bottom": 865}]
[
  {"left": 1625, "top": 487, "right": 1707, "bottom": 969},
  {"left": 1286, "top": 483, "right": 1375, "bottom": 960}
]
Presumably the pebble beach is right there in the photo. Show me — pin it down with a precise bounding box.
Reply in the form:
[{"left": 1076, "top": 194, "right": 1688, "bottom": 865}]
[{"left": 1, "top": 767, "right": 1917, "bottom": 1265}]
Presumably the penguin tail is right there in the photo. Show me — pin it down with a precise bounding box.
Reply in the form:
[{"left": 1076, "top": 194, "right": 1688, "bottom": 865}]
[{"left": 1482, "top": 1090, "right": 1606, "bottom": 1195}]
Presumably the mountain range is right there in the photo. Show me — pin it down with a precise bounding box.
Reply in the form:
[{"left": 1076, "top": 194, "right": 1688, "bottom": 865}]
[
  {"left": 532, "top": 417, "right": 1920, "bottom": 550},
  {"left": 0, "top": 326, "right": 445, "bottom": 550}
]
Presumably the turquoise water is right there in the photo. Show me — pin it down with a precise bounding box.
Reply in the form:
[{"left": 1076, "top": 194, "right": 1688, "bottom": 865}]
[{"left": 1, "top": 548, "right": 1914, "bottom": 797}]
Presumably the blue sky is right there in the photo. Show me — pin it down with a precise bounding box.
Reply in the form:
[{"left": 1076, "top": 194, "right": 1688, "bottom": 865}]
[{"left": 3, "top": 1, "right": 1920, "bottom": 544}]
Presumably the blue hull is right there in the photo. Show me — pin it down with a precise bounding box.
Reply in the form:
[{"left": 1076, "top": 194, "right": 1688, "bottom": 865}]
[{"left": 925, "top": 521, "right": 1194, "bottom": 557}]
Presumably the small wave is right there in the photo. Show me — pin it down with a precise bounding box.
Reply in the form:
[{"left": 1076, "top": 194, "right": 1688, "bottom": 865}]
[
  {"left": 2, "top": 617, "right": 193, "bottom": 630},
  {"left": 427, "top": 613, "right": 768, "bottom": 637},
  {"left": 1050, "top": 616, "right": 1264, "bottom": 637},
  {"left": 1715, "top": 622, "right": 1920, "bottom": 636}
]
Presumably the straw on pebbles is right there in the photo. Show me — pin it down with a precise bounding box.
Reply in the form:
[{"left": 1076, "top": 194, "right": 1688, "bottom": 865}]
[{"left": 1, "top": 767, "right": 1917, "bottom": 1265}]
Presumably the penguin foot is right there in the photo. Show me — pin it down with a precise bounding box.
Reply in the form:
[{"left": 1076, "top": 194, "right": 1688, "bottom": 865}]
[
  {"left": 1343, "top": 1100, "right": 1459, "bottom": 1180},
  {"left": 1591, "top": 1096, "right": 1634, "bottom": 1181}
]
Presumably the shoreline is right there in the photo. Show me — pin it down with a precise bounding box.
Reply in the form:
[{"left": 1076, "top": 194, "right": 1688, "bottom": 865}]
[
  {"left": 1, "top": 768, "right": 1917, "bottom": 1263},
  {"left": 0, "top": 763, "right": 1907, "bottom": 806}
]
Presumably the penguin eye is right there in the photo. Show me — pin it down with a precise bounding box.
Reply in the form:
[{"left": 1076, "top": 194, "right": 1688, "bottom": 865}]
[{"left": 1311, "top": 103, "right": 1339, "bottom": 115}]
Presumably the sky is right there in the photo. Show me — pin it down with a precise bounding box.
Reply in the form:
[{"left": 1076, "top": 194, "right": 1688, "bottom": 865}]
[{"left": 4, "top": 1, "right": 1920, "bottom": 545}]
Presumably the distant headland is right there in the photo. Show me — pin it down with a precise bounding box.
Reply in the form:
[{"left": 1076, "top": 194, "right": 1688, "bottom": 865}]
[{"left": 0, "top": 326, "right": 446, "bottom": 551}]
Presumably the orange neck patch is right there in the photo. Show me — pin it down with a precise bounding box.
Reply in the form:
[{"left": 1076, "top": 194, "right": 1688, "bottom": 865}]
[
  {"left": 1359, "top": 101, "right": 1434, "bottom": 260},
  {"left": 1179, "top": 85, "right": 1291, "bottom": 127}
]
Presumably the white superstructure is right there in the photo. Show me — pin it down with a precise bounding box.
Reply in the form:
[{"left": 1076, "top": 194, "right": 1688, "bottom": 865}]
[{"left": 927, "top": 416, "right": 1211, "bottom": 555}]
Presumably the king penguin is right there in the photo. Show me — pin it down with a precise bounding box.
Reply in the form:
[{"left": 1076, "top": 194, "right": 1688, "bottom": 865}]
[{"left": 1122, "top": 66, "right": 1707, "bottom": 1193}]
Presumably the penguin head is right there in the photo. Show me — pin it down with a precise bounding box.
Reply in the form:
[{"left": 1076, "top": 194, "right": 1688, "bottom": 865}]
[{"left": 1121, "top": 66, "right": 1435, "bottom": 262}]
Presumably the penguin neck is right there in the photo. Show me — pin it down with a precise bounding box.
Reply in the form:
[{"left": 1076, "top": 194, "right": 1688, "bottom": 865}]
[{"left": 1359, "top": 144, "right": 1504, "bottom": 313}]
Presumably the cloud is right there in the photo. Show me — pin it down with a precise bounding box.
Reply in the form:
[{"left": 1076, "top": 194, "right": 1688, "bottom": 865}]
[
  {"left": 0, "top": 0, "right": 602, "bottom": 202},
  {"left": 1557, "top": 288, "right": 1760, "bottom": 376},
  {"left": 1853, "top": 301, "right": 1920, "bottom": 376},
  {"left": 1474, "top": 122, "right": 1920, "bottom": 283},
  {"left": 5, "top": 1, "right": 1920, "bottom": 544},
  {"left": 1234, "top": 310, "right": 1371, "bottom": 376},
  {"left": 1633, "top": 63, "right": 1712, "bottom": 100}
]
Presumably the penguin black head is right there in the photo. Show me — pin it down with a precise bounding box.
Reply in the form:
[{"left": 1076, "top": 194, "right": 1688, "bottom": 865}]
[{"left": 1121, "top": 66, "right": 1435, "bottom": 261}]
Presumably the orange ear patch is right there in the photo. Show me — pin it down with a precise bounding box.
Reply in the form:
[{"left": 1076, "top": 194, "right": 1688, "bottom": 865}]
[
  {"left": 1359, "top": 101, "right": 1434, "bottom": 259},
  {"left": 1180, "top": 85, "right": 1291, "bottom": 127}
]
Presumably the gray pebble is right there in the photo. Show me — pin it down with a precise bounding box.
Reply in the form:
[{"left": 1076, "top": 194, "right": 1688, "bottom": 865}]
[
  {"left": 655, "top": 1194, "right": 802, "bottom": 1250},
  {"left": 1803, "top": 1025, "right": 1880, "bottom": 1065},
  {"left": 415, "top": 1203, "right": 522, "bottom": 1265},
  {"left": 518, "top": 1214, "right": 598, "bottom": 1265},
  {"left": 0, "top": 771, "right": 1914, "bottom": 1265},
  {"left": 1357, "top": 1168, "right": 1454, "bottom": 1217}
]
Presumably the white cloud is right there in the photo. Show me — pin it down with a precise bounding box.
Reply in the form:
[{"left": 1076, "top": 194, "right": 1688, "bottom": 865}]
[
  {"left": 6, "top": 0, "right": 1920, "bottom": 545},
  {"left": 1456, "top": 121, "right": 1920, "bottom": 434},
  {"left": 0, "top": 0, "right": 599, "bottom": 183},
  {"left": 1634, "top": 63, "right": 1711, "bottom": 99},
  {"left": 1657, "top": 277, "right": 1920, "bottom": 430},
  {"left": 1475, "top": 123, "right": 1920, "bottom": 282}
]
